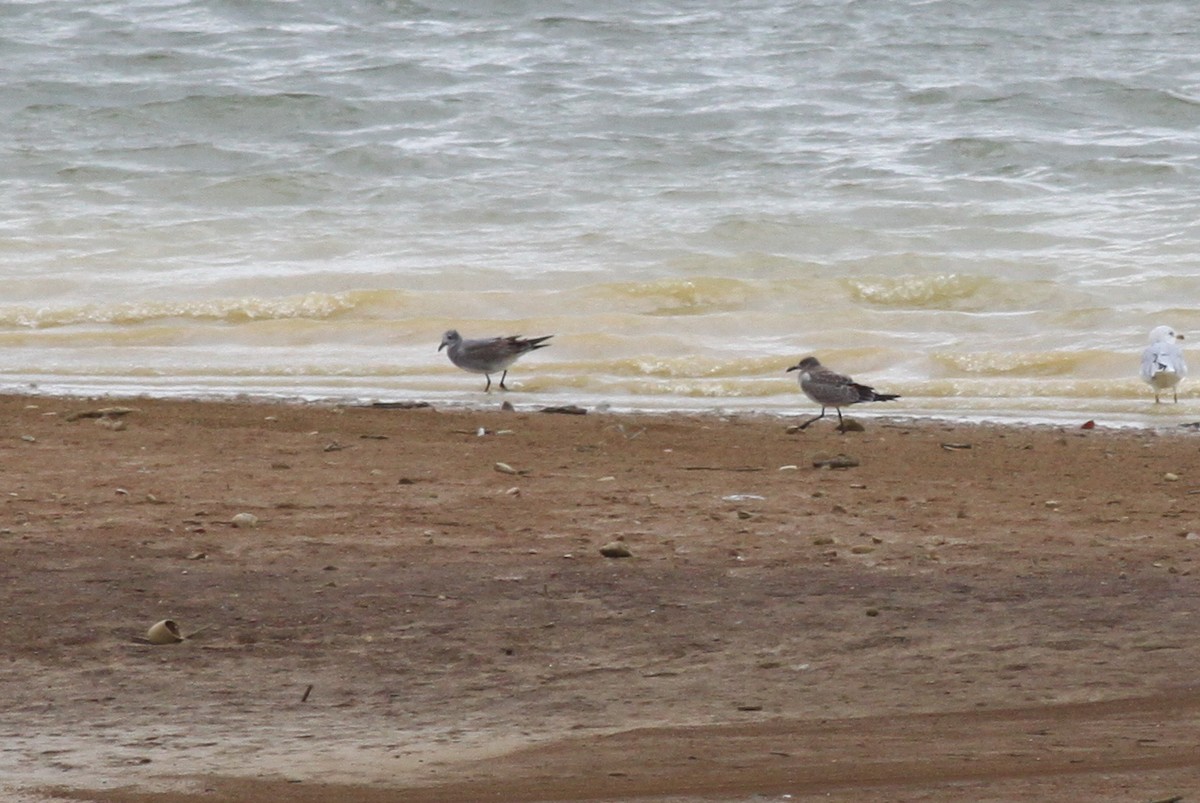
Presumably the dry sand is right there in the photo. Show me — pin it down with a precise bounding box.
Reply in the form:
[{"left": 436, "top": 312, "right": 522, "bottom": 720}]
[{"left": 1, "top": 394, "right": 1199, "bottom": 802}]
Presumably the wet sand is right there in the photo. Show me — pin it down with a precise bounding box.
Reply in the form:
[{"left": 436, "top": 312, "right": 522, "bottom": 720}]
[{"left": 2, "top": 394, "right": 1199, "bottom": 802}]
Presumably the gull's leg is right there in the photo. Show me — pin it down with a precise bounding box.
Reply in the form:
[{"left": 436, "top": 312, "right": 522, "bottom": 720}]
[
  {"left": 484, "top": 374, "right": 493, "bottom": 392},
  {"left": 835, "top": 407, "right": 846, "bottom": 433},
  {"left": 499, "top": 370, "right": 509, "bottom": 391},
  {"left": 798, "top": 407, "right": 826, "bottom": 430}
]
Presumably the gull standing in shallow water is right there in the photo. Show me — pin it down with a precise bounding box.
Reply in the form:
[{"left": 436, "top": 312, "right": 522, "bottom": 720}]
[
  {"left": 787, "top": 356, "right": 900, "bottom": 431},
  {"left": 439, "top": 329, "right": 553, "bottom": 392},
  {"left": 1141, "top": 325, "right": 1187, "bottom": 403}
]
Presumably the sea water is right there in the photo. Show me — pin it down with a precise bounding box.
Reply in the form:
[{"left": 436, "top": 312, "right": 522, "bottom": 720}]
[{"left": 4, "top": 0, "right": 1200, "bottom": 424}]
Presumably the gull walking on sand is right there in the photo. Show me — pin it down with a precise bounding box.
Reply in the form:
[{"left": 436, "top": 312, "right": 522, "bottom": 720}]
[
  {"left": 1141, "top": 325, "right": 1187, "bottom": 403},
  {"left": 787, "top": 356, "right": 899, "bottom": 431},
  {"left": 439, "top": 329, "right": 553, "bottom": 392}
]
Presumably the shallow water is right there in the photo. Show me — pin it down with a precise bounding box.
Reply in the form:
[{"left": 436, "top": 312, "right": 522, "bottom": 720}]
[{"left": 4, "top": 0, "right": 1200, "bottom": 425}]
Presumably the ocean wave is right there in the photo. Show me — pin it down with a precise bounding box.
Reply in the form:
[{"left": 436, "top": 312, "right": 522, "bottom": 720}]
[
  {"left": 581, "top": 277, "right": 753, "bottom": 316},
  {"left": 844, "top": 273, "right": 992, "bottom": 309},
  {"left": 0, "top": 290, "right": 402, "bottom": 329}
]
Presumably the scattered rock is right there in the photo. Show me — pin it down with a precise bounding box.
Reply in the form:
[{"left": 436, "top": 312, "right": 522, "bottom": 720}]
[
  {"left": 838, "top": 419, "right": 865, "bottom": 433},
  {"left": 812, "top": 454, "right": 859, "bottom": 469},
  {"left": 540, "top": 405, "right": 587, "bottom": 415},
  {"left": 599, "top": 542, "right": 633, "bottom": 558},
  {"left": 65, "top": 406, "right": 138, "bottom": 422},
  {"left": 231, "top": 512, "right": 259, "bottom": 528},
  {"left": 1164, "top": 472, "right": 1181, "bottom": 482},
  {"left": 370, "top": 401, "right": 431, "bottom": 409}
]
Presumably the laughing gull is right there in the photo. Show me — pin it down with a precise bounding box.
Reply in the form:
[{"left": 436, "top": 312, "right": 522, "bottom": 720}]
[
  {"left": 439, "top": 329, "right": 553, "bottom": 392},
  {"left": 1141, "top": 325, "right": 1187, "bottom": 403},
  {"left": 786, "top": 356, "right": 899, "bottom": 430}
]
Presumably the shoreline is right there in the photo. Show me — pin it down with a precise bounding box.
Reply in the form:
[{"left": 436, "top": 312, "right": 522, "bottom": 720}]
[
  {"left": 5, "top": 384, "right": 1199, "bottom": 434},
  {"left": 3, "top": 392, "right": 1200, "bottom": 802}
]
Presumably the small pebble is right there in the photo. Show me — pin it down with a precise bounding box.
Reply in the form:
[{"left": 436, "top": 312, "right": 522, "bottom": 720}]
[
  {"left": 599, "top": 542, "right": 633, "bottom": 558},
  {"left": 231, "top": 512, "right": 259, "bottom": 528}
]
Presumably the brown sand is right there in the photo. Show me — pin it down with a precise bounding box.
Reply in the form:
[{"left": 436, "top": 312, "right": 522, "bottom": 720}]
[{"left": 2, "top": 394, "right": 1199, "bottom": 802}]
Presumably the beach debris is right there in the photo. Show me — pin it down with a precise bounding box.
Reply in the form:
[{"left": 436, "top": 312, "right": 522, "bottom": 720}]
[
  {"left": 494, "top": 461, "right": 524, "bottom": 475},
  {"left": 301, "top": 684, "right": 314, "bottom": 703},
  {"left": 812, "top": 454, "right": 859, "bottom": 469},
  {"left": 1081, "top": 420, "right": 1096, "bottom": 429},
  {"left": 778, "top": 464, "right": 799, "bottom": 471},
  {"left": 722, "top": 494, "right": 766, "bottom": 502},
  {"left": 231, "top": 512, "right": 259, "bottom": 528},
  {"left": 940, "top": 442, "right": 972, "bottom": 451},
  {"left": 20, "top": 435, "right": 36, "bottom": 443},
  {"left": 65, "top": 406, "right": 138, "bottom": 422},
  {"left": 540, "top": 404, "right": 588, "bottom": 415},
  {"left": 323, "top": 441, "right": 349, "bottom": 452},
  {"left": 615, "top": 424, "right": 645, "bottom": 440},
  {"left": 500, "top": 401, "right": 515, "bottom": 412},
  {"left": 144, "top": 619, "right": 183, "bottom": 645},
  {"left": 599, "top": 541, "right": 633, "bottom": 558},
  {"left": 370, "top": 401, "right": 432, "bottom": 410},
  {"left": 736, "top": 510, "right": 754, "bottom": 520},
  {"left": 1164, "top": 472, "right": 1181, "bottom": 482},
  {"left": 838, "top": 419, "right": 865, "bottom": 433}
]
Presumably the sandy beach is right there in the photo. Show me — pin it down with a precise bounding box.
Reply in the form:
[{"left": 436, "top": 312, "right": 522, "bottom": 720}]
[{"left": 2, "top": 393, "right": 1199, "bottom": 802}]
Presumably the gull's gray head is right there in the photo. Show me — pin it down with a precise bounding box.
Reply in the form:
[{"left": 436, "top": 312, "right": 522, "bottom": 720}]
[
  {"left": 439, "top": 329, "right": 461, "bottom": 352},
  {"left": 1149, "top": 325, "right": 1184, "bottom": 344},
  {"left": 786, "top": 356, "right": 821, "bottom": 373}
]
